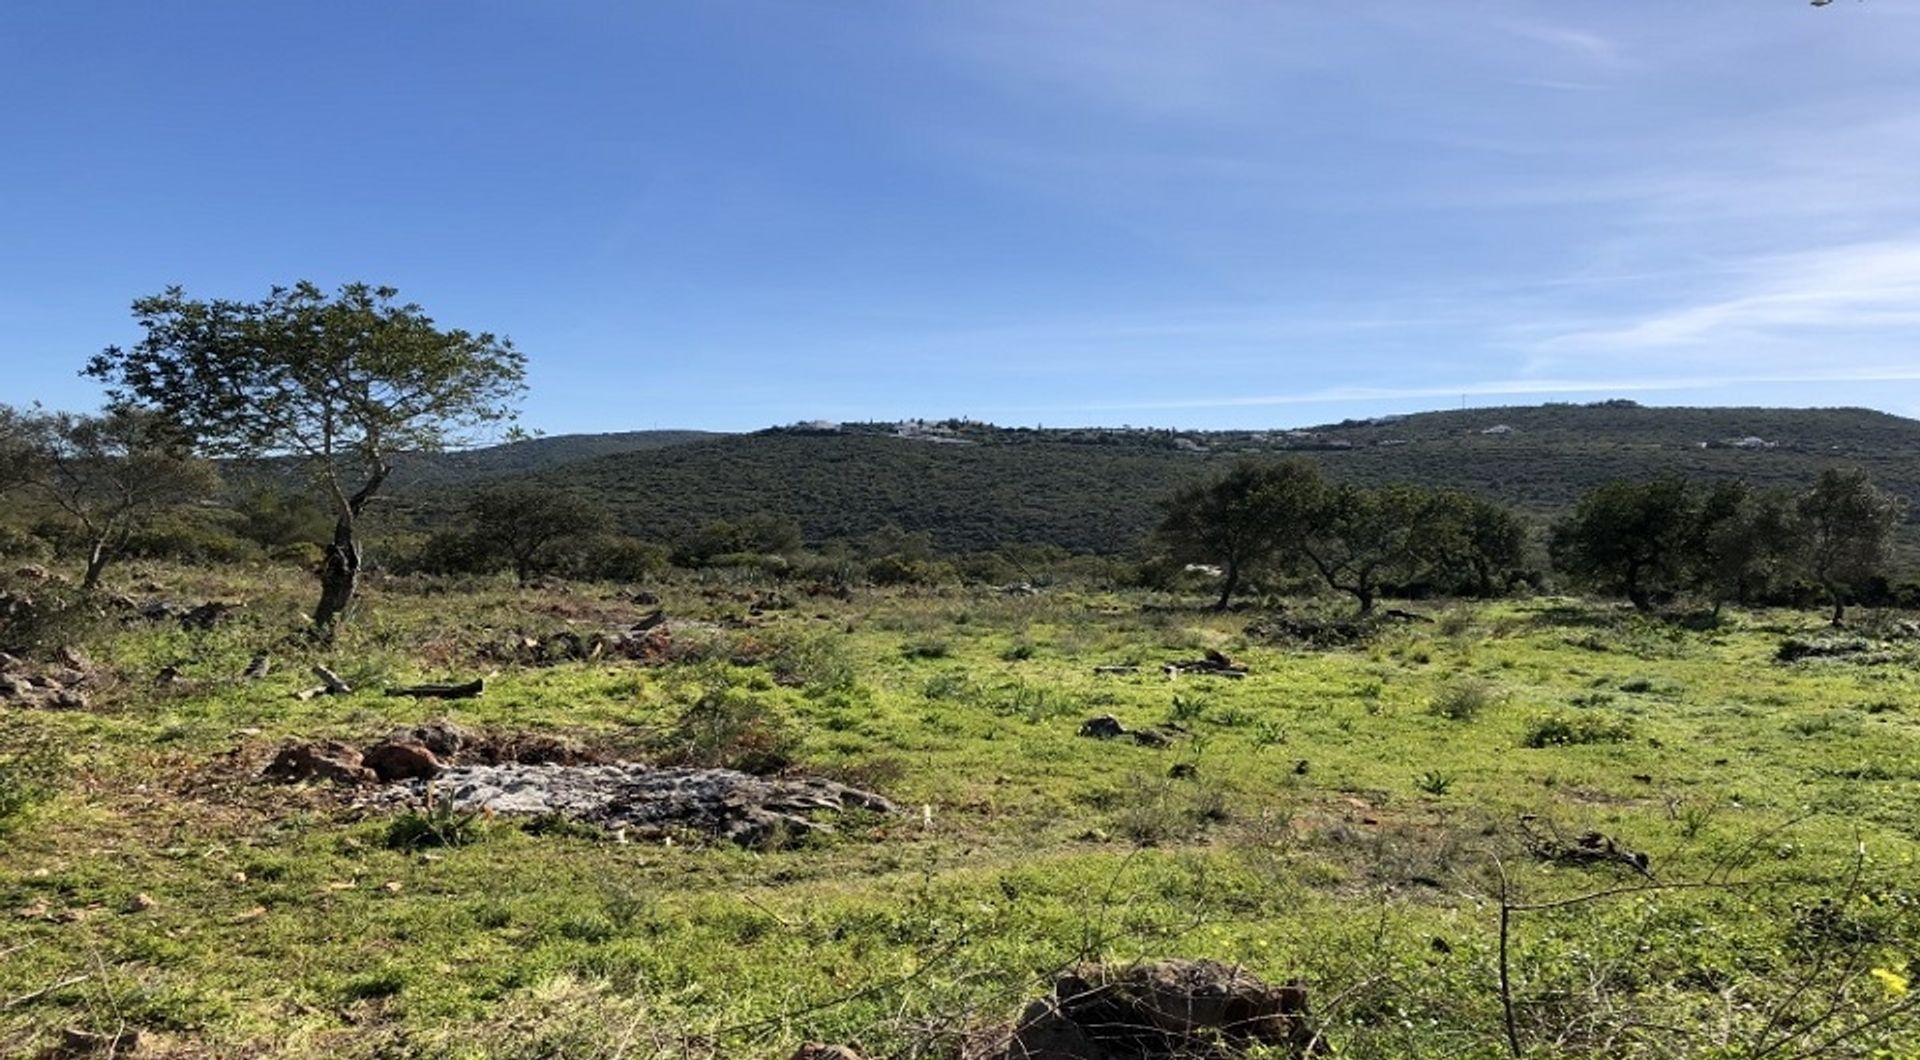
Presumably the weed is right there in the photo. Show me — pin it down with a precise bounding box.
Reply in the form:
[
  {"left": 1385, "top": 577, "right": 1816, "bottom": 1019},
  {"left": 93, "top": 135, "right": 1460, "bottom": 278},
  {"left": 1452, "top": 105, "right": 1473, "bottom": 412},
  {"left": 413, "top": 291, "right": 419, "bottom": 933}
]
[
  {"left": 1414, "top": 769, "right": 1456, "bottom": 795},
  {"left": 1522, "top": 711, "right": 1635, "bottom": 748},
  {"left": 900, "top": 638, "right": 951, "bottom": 660},
  {"left": 662, "top": 684, "right": 801, "bottom": 773},
  {"left": 1429, "top": 678, "right": 1499, "bottom": 721},
  {"left": 385, "top": 789, "right": 487, "bottom": 850},
  {"left": 1168, "top": 693, "right": 1210, "bottom": 723}
]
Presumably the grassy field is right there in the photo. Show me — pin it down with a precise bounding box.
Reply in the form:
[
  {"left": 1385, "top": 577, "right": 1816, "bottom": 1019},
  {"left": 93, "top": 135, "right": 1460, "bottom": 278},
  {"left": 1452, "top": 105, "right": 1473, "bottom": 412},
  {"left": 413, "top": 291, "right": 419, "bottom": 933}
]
[{"left": 3, "top": 568, "right": 1919, "bottom": 1058}]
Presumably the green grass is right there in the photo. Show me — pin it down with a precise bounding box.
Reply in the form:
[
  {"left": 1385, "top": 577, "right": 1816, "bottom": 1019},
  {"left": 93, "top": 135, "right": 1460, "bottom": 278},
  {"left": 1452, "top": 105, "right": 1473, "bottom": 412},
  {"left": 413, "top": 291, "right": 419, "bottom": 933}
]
[{"left": 3, "top": 565, "right": 1919, "bottom": 1057}]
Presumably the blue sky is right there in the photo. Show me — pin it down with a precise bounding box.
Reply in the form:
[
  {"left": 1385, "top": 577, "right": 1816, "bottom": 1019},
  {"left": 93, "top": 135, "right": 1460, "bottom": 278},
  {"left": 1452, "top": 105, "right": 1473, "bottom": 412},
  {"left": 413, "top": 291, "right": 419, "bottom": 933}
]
[{"left": 4, "top": 2, "right": 1919, "bottom": 433}]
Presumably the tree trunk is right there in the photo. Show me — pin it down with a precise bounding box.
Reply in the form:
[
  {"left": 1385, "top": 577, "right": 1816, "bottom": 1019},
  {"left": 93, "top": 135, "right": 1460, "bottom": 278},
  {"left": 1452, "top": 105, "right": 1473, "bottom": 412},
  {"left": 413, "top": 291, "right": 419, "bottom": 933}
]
[
  {"left": 1355, "top": 586, "right": 1375, "bottom": 616},
  {"left": 81, "top": 538, "right": 110, "bottom": 592},
  {"left": 312, "top": 463, "right": 390, "bottom": 635},
  {"left": 515, "top": 556, "right": 532, "bottom": 587},
  {"left": 1829, "top": 590, "right": 1846, "bottom": 627},
  {"left": 1626, "top": 585, "right": 1653, "bottom": 613},
  {"left": 1213, "top": 563, "right": 1240, "bottom": 611},
  {"left": 313, "top": 516, "right": 360, "bottom": 633}
]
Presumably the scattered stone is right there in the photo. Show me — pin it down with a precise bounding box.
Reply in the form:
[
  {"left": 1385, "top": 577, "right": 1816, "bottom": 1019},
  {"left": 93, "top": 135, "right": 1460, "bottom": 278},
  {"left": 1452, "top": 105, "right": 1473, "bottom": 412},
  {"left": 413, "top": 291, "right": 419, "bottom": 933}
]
[
  {"left": 54, "top": 645, "right": 90, "bottom": 670},
  {"left": 391, "top": 719, "right": 471, "bottom": 758},
  {"left": 1077, "top": 715, "right": 1174, "bottom": 748},
  {"left": 263, "top": 740, "right": 375, "bottom": 786},
  {"left": 48, "top": 690, "right": 89, "bottom": 711},
  {"left": 13, "top": 564, "right": 49, "bottom": 581},
  {"left": 1520, "top": 819, "right": 1652, "bottom": 877},
  {"left": 1163, "top": 651, "right": 1248, "bottom": 679},
  {"left": 0, "top": 674, "right": 34, "bottom": 699},
  {"left": 1093, "top": 665, "right": 1140, "bottom": 675},
  {"left": 1776, "top": 636, "right": 1876, "bottom": 663},
  {"left": 243, "top": 653, "right": 271, "bottom": 680},
  {"left": 179, "top": 601, "right": 239, "bottom": 630},
  {"left": 632, "top": 590, "right": 661, "bottom": 606},
  {"left": 984, "top": 960, "right": 1320, "bottom": 1059},
  {"left": 1244, "top": 616, "right": 1379, "bottom": 649},
  {"left": 56, "top": 1027, "right": 141, "bottom": 1058},
  {"left": 1168, "top": 762, "right": 1198, "bottom": 779},
  {"left": 0, "top": 652, "right": 20, "bottom": 672},
  {"left": 373, "top": 762, "right": 895, "bottom": 846},
  {"left": 791, "top": 1046, "right": 865, "bottom": 1060},
  {"left": 126, "top": 893, "right": 156, "bottom": 914},
  {"left": 362, "top": 740, "right": 441, "bottom": 782}
]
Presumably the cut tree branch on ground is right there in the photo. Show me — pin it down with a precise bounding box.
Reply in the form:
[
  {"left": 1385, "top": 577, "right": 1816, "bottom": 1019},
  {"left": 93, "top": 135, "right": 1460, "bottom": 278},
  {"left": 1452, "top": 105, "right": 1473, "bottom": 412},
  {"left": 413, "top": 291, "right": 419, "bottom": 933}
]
[{"left": 385, "top": 678, "right": 485, "bottom": 700}]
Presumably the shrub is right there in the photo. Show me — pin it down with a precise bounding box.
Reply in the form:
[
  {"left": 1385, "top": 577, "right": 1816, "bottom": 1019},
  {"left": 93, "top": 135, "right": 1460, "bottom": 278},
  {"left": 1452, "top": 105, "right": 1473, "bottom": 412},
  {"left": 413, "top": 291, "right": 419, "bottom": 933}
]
[
  {"left": 1429, "top": 678, "right": 1499, "bottom": 721},
  {"left": 662, "top": 684, "right": 801, "bottom": 774},
  {"left": 1523, "top": 711, "right": 1634, "bottom": 748}
]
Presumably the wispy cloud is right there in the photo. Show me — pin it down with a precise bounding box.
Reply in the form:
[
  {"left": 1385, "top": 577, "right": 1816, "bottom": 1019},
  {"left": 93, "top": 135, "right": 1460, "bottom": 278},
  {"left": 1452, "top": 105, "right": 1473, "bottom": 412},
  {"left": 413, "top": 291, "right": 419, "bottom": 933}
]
[
  {"left": 1061, "top": 367, "right": 1920, "bottom": 414},
  {"left": 1535, "top": 239, "right": 1920, "bottom": 351},
  {"left": 1501, "top": 23, "right": 1621, "bottom": 65}
]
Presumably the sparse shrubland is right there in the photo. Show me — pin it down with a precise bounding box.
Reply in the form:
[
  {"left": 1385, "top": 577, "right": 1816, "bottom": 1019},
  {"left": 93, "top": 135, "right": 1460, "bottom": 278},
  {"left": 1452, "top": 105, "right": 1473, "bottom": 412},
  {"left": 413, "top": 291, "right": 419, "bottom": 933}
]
[{"left": 4, "top": 559, "right": 1919, "bottom": 1058}]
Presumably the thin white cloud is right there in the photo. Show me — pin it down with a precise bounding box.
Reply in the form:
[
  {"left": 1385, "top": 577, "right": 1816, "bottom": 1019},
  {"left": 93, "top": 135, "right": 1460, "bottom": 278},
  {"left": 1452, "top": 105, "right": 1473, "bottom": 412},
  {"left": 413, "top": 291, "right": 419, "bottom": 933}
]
[
  {"left": 1501, "top": 23, "right": 1621, "bottom": 65},
  {"left": 1066, "top": 368, "right": 1920, "bottom": 413},
  {"left": 1537, "top": 239, "right": 1920, "bottom": 351}
]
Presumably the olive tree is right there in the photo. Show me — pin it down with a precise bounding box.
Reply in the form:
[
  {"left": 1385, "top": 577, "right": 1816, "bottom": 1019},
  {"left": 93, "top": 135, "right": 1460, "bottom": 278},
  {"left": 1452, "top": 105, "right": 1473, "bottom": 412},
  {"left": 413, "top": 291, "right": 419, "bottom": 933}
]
[
  {"left": 467, "top": 483, "right": 614, "bottom": 586},
  {"left": 86, "top": 282, "right": 526, "bottom": 631},
  {"left": 1550, "top": 478, "right": 1697, "bottom": 612},
  {"left": 1157, "top": 459, "right": 1323, "bottom": 610},
  {"left": 1797, "top": 467, "right": 1904, "bottom": 625},
  {"left": 13, "top": 408, "right": 221, "bottom": 590}
]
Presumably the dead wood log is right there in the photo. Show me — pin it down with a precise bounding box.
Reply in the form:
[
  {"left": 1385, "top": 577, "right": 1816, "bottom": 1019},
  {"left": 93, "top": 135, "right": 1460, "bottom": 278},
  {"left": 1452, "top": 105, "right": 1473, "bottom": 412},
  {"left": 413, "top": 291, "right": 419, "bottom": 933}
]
[{"left": 385, "top": 678, "right": 485, "bottom": 700}]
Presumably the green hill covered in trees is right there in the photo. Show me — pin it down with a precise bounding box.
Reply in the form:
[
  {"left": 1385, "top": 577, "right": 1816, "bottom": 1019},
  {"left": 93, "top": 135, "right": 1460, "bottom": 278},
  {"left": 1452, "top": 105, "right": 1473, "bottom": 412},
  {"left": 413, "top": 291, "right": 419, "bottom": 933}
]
[{"left": 419, "top": 403, "right": 1919, "bottom": 555}]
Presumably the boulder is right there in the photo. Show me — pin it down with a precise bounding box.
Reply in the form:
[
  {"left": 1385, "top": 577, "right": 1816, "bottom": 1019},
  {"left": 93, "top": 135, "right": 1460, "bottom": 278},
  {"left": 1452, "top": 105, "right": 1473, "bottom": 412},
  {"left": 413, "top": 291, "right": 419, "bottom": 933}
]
[
  {"left": 390, "top": 719, "right": 471, "bottom": 758},
  {"left": 989, "top": 960, "right": 1319, "bottom": 1059},
  {"left": 1078, "top": 715, "right": 1127, "bottom": 740},
  {"left": 362, "top": 740, "right": 442, "bottom": 782},
  {"left": 263, "top": 740, "right": 375, "bottom": 786}
]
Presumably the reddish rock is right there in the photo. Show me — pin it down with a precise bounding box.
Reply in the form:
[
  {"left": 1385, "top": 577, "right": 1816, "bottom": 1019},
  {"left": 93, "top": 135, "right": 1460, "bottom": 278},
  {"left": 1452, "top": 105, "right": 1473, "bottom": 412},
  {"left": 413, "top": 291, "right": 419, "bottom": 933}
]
[
  {"left": 263, "top": 740, "right": 375, "bottom": 785},
  {"left": 363, "top": 740, "right": 442, "bottom": 782}
]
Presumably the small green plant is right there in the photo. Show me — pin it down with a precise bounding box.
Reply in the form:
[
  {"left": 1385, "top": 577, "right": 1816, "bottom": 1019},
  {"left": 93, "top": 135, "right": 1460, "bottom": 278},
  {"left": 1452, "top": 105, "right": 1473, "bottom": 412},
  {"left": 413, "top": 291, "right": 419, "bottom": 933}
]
[
  {"left": 900, "top": 638, "right": 951, "bottom": 660},
  {"left": 1251, "top": 719, "right": 1289, "bottom": 747},
  {"left": 1000, "top": 638, "right": 1036, "bottom": 662},
  {"left": 1414, "top": 769, "right": 1455, "bottom": 796},
  {"left": 1169, "top": 693, "right": 1210, "bottom": 723},
  {"left": 1211, "top": 706, "right": 1254, "bottom": 729},
  {"left": 1522, "top": 710, "right": 1634, "bottom": 748},
  {"left": 1429, "top": 678, "right": 1498, "bottom": 721},
  {"left": 384, "top": 789, "right": 486, "bottom": 850},
  {"left": 921, "top": 671, "right": 976, "bottom": 703}
]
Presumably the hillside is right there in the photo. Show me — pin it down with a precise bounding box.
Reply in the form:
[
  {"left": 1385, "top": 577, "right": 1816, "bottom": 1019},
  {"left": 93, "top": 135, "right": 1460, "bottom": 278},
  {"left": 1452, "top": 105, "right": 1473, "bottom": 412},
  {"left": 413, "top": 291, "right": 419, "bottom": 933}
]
[
  {"left": 386, "top": 429, "right": 721, "bottom": 488},
  {"left": 422, "top": 404, "right": 1920, "bottom": 555}
]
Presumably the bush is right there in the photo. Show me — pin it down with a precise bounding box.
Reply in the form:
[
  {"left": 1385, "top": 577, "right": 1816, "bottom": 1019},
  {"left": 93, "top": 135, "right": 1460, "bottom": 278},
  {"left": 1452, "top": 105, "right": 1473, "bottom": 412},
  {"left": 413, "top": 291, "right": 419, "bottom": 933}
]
[
  {"left": 1429, "top": 678, "right": 1499, "bottom": 721},
  {"left": 1523, "top": 711, "right": 1635, "bottom": 748},
  {"left": 661, "top": 679, "right": 801, "bottom": 774},
  {"left": 565, "top": 534, "right": 669, "bottom": 583},
  {"left": 0, "top": 582, "right": 108, "bottom": 658}
]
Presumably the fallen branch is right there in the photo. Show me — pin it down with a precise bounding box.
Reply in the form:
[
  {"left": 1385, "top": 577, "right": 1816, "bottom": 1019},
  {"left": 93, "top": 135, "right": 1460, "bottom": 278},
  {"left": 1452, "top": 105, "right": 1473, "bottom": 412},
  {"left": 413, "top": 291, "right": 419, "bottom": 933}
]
[
  {"left": 294, "top": 665, "right": 355, "bottom": 701},
  {"left": 4, "top": 974, "right": 91, "bottom": 1010},
  {"left": 385, "top": 678, "right": 484, "bottom": 700}
]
